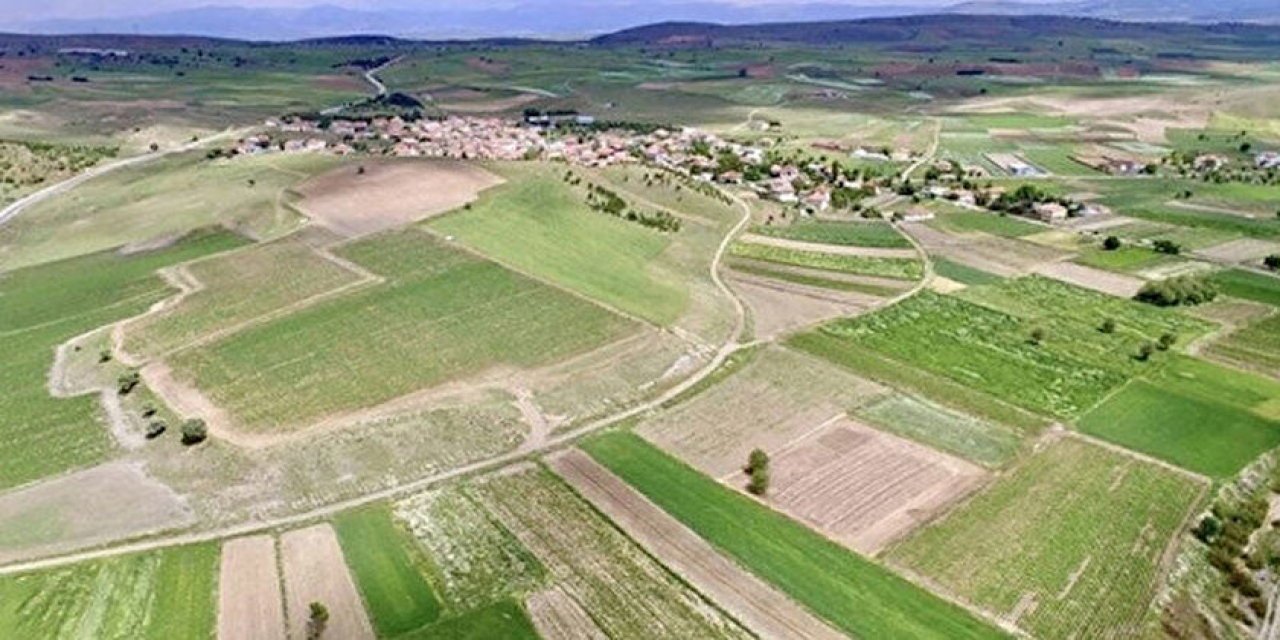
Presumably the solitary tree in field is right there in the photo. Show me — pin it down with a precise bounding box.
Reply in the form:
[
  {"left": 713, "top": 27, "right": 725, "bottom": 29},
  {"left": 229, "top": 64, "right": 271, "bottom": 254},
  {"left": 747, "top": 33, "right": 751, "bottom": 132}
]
[
  {"left": 307, "top": 602, "right": 330, "bottom": 640},
  {"left": 1029, "top": 327, "right": 1046, "bottom": 346},
  {"left": 1099, "top": 318, "right": 1116, "bottom": 334},
  {"left": 1158, "top": 333, "right": 1178, "bottom": 351},
  {"left": 1137, "top": 342, "right": 1156, "bottom": 362},
  {"left": 1265, "top": 254, "right": 1280, "bottom": 271},
  {"left": 745, "top": 448, "right": 770, "bottom": 497},
  {"left": 1102, "top": 235, "right": 1121, "bottom": 251},
  {"left": 180, "top": 419, "right": 208, "bottom": 446}
]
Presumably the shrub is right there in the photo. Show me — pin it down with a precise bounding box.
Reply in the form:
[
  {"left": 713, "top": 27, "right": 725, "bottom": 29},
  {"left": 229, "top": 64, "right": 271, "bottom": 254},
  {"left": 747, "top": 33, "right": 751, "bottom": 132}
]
[
  {"left": 1153, "top": 239, "right": 1182, "bottom": 255},
  {"left": 745, "top": 448, "right": 770, "bottom": 496},
  {"left": 1158, "top": 332, "right": 1178, "bottom": 351},
  {"left": 1134, "top": 276, "right": 1217, "bottom": 307},
  {"left": 1099, "top": 318, "right": 1116, "bottom": 334},
  {"left": 116, "top": 371, "right": 141, "bottom": 396},
  {"left": 307, "top": 602, "right": 329, "bottom": 640},
  {"left": 1029, "top": 327, "right": 1046, "bottom": 345},
  {"left": 1136, "top": 342, "right": 1156, "bottom": 361},
  {"left": 145, "top": 420, "right": 167, "bottom": 440},
  {"left": 1102, "top": 235, "right": 1121, "bottom": 251},
  {"left": 1264, "top": 254, "right": 1280, "bottom": 271},
  {"left": 180, "top": 419, "right": 208, "bottom": 446}
]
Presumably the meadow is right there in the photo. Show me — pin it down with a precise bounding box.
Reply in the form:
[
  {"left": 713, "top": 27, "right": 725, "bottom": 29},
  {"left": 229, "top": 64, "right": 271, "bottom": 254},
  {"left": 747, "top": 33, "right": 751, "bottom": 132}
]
[
  {"left": 583, "top": 431, "right": 1008, "bottom": 640},
  {"left": 932, "top": 257, "right": 1004, "bottom": 286},
  {"left": 1211, "top": 269, "right": 1280, "bottom": 307},
  {"left": 751, "top": 219, "right": 912, "bottom": 248},
  {"left": 889, "top": 437, "right": 1204, "bottom": 640},
  {"left": 0, "top": 229, "right": 246, "bottom": 490},
  {"left": 728, "top": 242, "right": 923, "bottom": 279},
  {"left": 0, "top": 543, "right": 218, "bottom": 639},
  {"left": 1074, "top": 245, "right": 1185, "bottom": 274},
  {"left": 169, "top": 229, "right": 634, "bottom": 430},
  {"left": 333, "top": 505, "right": 444, "bottom": 637},
  {"left": 1077, "top": 356, "right": 1280, "bottom": 477},
  {"left": 926, "top": 209, "right": 1045, "bottom": 238}
]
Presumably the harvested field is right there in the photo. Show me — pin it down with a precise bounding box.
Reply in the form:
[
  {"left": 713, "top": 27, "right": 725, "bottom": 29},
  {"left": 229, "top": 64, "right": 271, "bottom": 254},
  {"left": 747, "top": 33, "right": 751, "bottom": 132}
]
[
  {"left": 217, "top": 535, "right": 285, "bottom": 640},
  {"left": 279, "top": 524, "right": 375, "bottom": 640},
  {"left": 526, "top": 587, "right": 608, "bottom": 640},
  {"left": 1195, "top": 238, "right": 1280, "bottom": 264},
  {"left": 903, "top": 222, "right": 1068, "bottom": 277},
  {"left": 638, "top": 345, "right": 886, "bottom": 478},
  {"left": 1031, "top": 261, "right": 1145, "bottom": 298},
  {"left": 0, "top": 462, "right": 193, "bottom": 564},
  {"left": 473, "top": 467, "right": 752, "bottom": 640},
  {"left": 890, "top": 436, "right": 1206, "bottom": 640},
  {"left": 747, "top": 419, "right": 987, "bottom": 554},
  {"left": 550, "top": 449, "right": 844, "bottom": 640},
  {"left": 295, "top": 160, "right": 502, "bottom": 237},
  {"left": 729, "top": 272, "right": 882, "bottom": 339}
]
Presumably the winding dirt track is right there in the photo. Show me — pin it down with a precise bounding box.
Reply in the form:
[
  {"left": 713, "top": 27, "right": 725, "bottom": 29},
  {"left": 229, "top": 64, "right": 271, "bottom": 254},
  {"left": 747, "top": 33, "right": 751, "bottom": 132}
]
[{"left": 548, "top": 449, "right": 844, "bottom": 640}]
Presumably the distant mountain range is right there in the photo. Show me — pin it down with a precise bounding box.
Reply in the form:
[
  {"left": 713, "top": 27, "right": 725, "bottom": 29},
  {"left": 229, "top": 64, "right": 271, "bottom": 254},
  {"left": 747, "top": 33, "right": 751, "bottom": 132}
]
[{"left": 7, "top": 0, "right": 1279, "bottom": 41}]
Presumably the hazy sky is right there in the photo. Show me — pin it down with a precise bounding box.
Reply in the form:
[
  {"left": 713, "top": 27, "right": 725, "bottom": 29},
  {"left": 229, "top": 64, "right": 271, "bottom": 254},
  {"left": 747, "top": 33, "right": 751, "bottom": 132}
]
[{"left": 1, "top": 0, "right": 980, "bottom": 23}]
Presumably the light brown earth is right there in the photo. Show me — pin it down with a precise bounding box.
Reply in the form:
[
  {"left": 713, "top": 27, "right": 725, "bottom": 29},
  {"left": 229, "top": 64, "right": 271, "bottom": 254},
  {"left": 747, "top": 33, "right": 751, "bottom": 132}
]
[
  {"left": 639, "top": 346, "right": 887, "bottom": 479},
  {"left": 737, "top": 233, "right": 919, "bottom": 258},
  {"left": 218, "top": 535, "right": 286, "bottom": 640},
  {"left": 437, "top": 93, "right": 541, "bottom": 113},
  {"left": 549, "top": 449, "right": 845, "bottom": 640},
  {"left": 1195, "top": 238, "right": 1280, "bottom": 264},
  {"left": 1031, "top": 261, "right": 1145, "bottom": 298},
  {"left": 279, "top": 524, "right": 375, "bottom": 640},
  {"left": 294, "top": 160, "right": 503, "bottom": 237},
  {"left": 740, "top": 418, "right": 988, "bottom": 555},
  {"left": 0, "top": 461, "right": 194, "bottom": 564},
  {"left": 526, "top": 587, "right": 610, "bottom": 640},
  {"left": 904, "top": 222, "right": 1069, "bottom": 277},
  {"left": 728, "top": 272, "right": 882, "bottom": 340}
]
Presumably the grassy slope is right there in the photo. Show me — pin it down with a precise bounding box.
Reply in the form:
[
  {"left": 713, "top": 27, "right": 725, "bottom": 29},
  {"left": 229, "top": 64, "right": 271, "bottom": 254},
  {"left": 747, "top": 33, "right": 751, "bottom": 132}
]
[
  {"left": 427, "top": 164, "right": 687, "bottom": 325},
  {"left": 1077, "top": 356, "right": 1280, "bottom": 477},
  {"left": 333, "top": 505, "right": 443, "bottom": 637},
  {"left": 171, "top": 229, "right": 633, "bottom": 430},
  {"left": 0, "top": 229, "right": 247, "bottom": 490},
  {"left": 583, "top": 431, "right": 1009, "bottom": 640}
]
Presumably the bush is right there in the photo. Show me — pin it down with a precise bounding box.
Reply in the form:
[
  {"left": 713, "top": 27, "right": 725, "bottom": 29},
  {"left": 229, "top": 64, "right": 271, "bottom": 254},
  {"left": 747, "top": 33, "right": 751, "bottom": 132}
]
[
  {"left": 1158, "top": 332, "right": 1178, "bottom": 351},
  {"left": 1099, "top": 318, "right": 1116, "bottom": 334},
  {"left": 145, "top": 420, "right": 167, "bottom": 440},
  {"left": 1134, "top": 276, "right": 1217, "bottom": 307},
  {"left": 307, "top": 602, "right": 330, "bottom": 640},
  {"left": 1265, "top": 254, "right": 1280, "bottom": 271},
  {"left": 180, "top": 419, "right": 208, "bottom": 446},
  {"left": 1102, "top": 235, "right": 1121, "bottom": 251},
  {"left": 1136, "top": 342, "right": 1156, "bottom": 361},
  {"left": 1029, "top": 327, "right": 1046, "bottom": 345},
  {"left": 745, "top": 448, "right": 770, "bottom": 496},
  {"left": 1153, "top": 239, "right": 1182, "bottom": 255},
  {"left": 117, "top": 371, "right": 141, "bottom": 396}
]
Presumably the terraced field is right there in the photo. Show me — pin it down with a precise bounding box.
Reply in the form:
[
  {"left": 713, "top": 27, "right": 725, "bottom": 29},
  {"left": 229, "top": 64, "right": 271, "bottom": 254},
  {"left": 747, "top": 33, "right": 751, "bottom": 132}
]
[
  {"left": 889, "top": 437, "right": 1205, "bottom": 640},
  {"left": 0, "top": 544, "right": 218, "bottom": 639},
  {"left": 168, "top": 229, "right": 634, "bottom": 431}
]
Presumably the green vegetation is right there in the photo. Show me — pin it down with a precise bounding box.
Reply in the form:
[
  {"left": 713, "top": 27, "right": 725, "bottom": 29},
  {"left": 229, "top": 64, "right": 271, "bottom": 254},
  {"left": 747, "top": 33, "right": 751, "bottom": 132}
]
[
  {"left": 890, "top": 438, "right": 1204, "bottom": 639},
  {"left": 727, "top": 259, "right": 905, "bottom": 296},
  {"left": 0, "top": 544, "right": 218, "bottom": 639},
  {"left": 1208, "top": 313, "right": 1280, "bottom": 375},
  {"left": 1211, "top": 269, "right": 1280, "bottom": 307},
  {"left": 729, "top": 242, "right": 922, "bottom": 279},
  {"left": 584, "top": 431, "right": 1008, "bottom": 640},
  {"left": 1075, "top": 245, "right": 1183, "bottom": 273},
  {"left": 0, "top": 229, "right": 246, "bottom": 489},
  {"left": 429, "top": 164, "right": 688, "bottom": 325},
  {"left": 1134, "top": 275, "right": 1218, "bottom": 307},
  {"left": 333, "top": 505, "right": 443, "bottom": 637},
  {"left": 397, "top": 599, "right": 539, "bottom": 640},
  {"left": 1077, "top": 356, "right": 1280, "bottom": 477},
  {"left": 855, "top": 394, "right": 1023, "bottom": 467},
  {"left": 751, "top": 220, "right": 911, "bottom": 248},
  {"left": 170, "top": 229, "right": 633, "bottom": 430},
  {"left": 927, "top": 209, "right": 1043, "bottom": 238},
  {"left": 932, "top": 257, "right": 1004, "bottom": 286}
]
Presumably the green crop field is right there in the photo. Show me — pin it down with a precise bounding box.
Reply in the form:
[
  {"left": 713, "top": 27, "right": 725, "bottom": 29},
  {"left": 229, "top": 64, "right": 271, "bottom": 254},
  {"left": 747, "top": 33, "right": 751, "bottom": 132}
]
[
  {"left": 926, "top": 209, "right": 1044, "bottom": 238},
  {"left": 727, "top": 259, "right": 906, "bottom": 296},
  {"left": 1074, "top": 246, "right": 1184, "bottom": 274},
  {"left": 1077, "top": 356, "right": 1280, "bottom": 477},
  {"left": 169, "top": 229, "right": 634, "bottom": 430},
  {"left": 855, "top": 394, "right": 1024, "bottom": 467},
  {"left": 1211, "top": 269, "right": 1280, "bottom": 307},
  {"left": 333, "top": 505, "right": 443, "bottom": 637},
  {"left": 397, "top": 599, "right": 539, "bottom": 640},
  {"left": 428, "top": 164, "right": 689, "bottom": 326},
  {"left": 123, "top": 235, "right": 366, "bottom": 359},
  {"left": 729, "top": 242, "right": 922, "bottom": 279},
  {"left": 751, "top": 220, "right": 912, "bottom": 248},
  {"left": 583, "top": 431, "right": 1008, "bottom": 640},
  {"left": 0, "top": 229, "right": 247, "bottom": 490},
  {"left": 932, "top": 257, "right": 1004, "bottom": 286},
  {"left": 889, "top": 437, "right": 1204, "bottom": 639},
  {"left": 0, "top": 543, "right": 218, "bottom": 639}
]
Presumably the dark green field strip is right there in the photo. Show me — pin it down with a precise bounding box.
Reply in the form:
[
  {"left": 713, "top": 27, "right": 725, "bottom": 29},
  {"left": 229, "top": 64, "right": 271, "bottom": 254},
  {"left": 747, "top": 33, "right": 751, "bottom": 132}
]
[
  {"left": 1211, "top": 269, "right": 1280, "bottom": 307},
  {"left": 931, "top": 257, "right": 1004, "bottom": 286},
  {"left": 395, "top": 599, "right": 539, "bottom": 640},
  {"left": 751, "top": 220, "right": 912, "bottom": 248},
  {"left": 1077, "top": 356, "right": 1280, "bottom": 478},
  {"left": 583, "top": 431, "right": 1010, "bottom": 640},
  {"left": 728, "top": 259, "right": 906, "bottom": 296},
  {"left": 334, "top": 505, "right": 443, "bottom": 637}
]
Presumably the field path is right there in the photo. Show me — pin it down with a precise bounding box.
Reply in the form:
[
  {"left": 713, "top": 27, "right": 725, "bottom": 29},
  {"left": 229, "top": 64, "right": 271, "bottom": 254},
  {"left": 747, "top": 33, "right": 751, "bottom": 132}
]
[
  {"left": 548, "top": 449, "right": 845, "bottom": 640},
  {"left": 0, "top": 181, "right": 752, "bottom": 577}
]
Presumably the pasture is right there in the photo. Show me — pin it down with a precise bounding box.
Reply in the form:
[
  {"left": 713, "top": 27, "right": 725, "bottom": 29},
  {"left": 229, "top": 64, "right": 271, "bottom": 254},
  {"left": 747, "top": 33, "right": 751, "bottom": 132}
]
[
  {"left": 0, "top": 544, "right": 218, "bottom": 639},
  {"left": 1077, "top": 356, "right": 1280, "bottom": 477},
  {"left": 0, "top": 229, "right": 246, "bottom": 490},
  {"left": 889, "top": 437, "right": 1204, "bottom": 640},
  {"left": 167, "top": 229, "right": 634, "bottom": 431},
  {"left": 583, "top": 431, "right": 1008, "bottom": 640}
]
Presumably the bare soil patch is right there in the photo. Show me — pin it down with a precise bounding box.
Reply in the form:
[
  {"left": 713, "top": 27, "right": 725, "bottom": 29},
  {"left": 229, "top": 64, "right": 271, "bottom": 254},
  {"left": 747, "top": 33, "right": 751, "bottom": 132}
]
[
  {"left": 729, "top": 273, "right": 881, "bottom": 340},
  {"left": 550, "top": 449, "right": 844, "bottom": 640},
  {"left": 1031, "top": 261, "right": 1144, "bottom": 298},
  {"left": 0, "top": 461, "right": 194, "bottom": 564},
  {"left": 294, "top": 160, "right": 502, "bottom": 237},
  {"left": 904, "top": 223, "right": 1068, "bottom": 277},
  {"left": 526, "top": 587, "right": 610, "bottom": 640},
  {"left": 280, "top": 524, "right": 375, "bottom": 640},
  {"left": 741, "top": 418, "right": 987, "bottom": 555},
  {"left": 1195, "top": 238, "right": 1280, "bottom": 264},
  {"left": 218, "top": 535, "right": 286, "bottom": 640}
]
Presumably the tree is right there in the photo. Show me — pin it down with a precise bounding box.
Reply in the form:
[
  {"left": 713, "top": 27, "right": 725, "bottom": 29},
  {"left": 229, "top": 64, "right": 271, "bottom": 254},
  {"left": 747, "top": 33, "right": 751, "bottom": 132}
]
[
  {"left": 1102, "top": 235, "right": 1122, "bottom": 251},
  {"left": 117, "top": 371, "right": 141, "bottom": 396},
  {"left": 307, "top": 602, "right": 330, "bottom": 640},
  {"left": 1136, "top": 342, "right": 1156, "bottom": 362},
  {"left": 745, "top": 448, "right": 770, "bottom": 496},
  {"left": 1099, "top": 318, "right": 1116, "bottom": 334},
  {"left": 1029, "top": 327, "right": 1046, "bottom": 346},
  {"left": 180, "top": 419, "right": 208, "bottom": 446},
  {"left": 1134, "top": 276, "right": 1217, "bottom": 307},
  {"left": 1153, "top": 239, "right": 1182, "bottom": 255},
  {"left": 1158, "top": 332, "right": 1178, "bottom": 351},
  {"left": 1265, "top": 254, "right": 1280, "bottom": 271}
]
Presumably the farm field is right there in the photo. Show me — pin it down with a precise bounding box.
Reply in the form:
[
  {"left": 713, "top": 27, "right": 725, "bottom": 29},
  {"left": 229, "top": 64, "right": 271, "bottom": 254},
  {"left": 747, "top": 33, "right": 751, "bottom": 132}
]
[
  {"left": 280, "top": 524, "right": 376, "bottom": 640},
  {"left": 333, "top": 505, "right": 443, "bottom": 637},
  {"left": 751, "top": 219, "right": 912, "bottom": 248},
  {"left": 889, "top": 437, "right": 1205, "bottom": 640},
  {"left": 0, "top": 543, "right": 218, "bottom": 639},
  {"left": 931, "top": 257, "right": 1004, "bottom": 286},
  {"left": 854, "top": 394, "right": 1024, "bottom": 467},
  {"left": 166, "top": 229, "right": 634, "bottom": 431},
  {"left": 926, "top": 209, "right": 1044, "bottom": 238},
  {"left": 904, "top": 222, "right": 1068, "bottom": 277},
  {"left": 729, "top": 241, "right": 923, "bottom": 279},
  {"left": 583, "top": 431, "right": 1008, "bottom": 640},
  {"left": 1074, "top": 245, "right": 1185, "bottom": 274},
  {"left": 1206, "top": 313, "right": 1280, "bottom": 377},
  {"left": 1210, "top": 269, "right": 1280, "bottom": 307},
  {"left": 217, "top": 535, "right": 285, "bottom": 640},
  {"left": 1077, "top": 356, "right": 1280, "bottom": 477},
  {"left": 0, "top": 228, "right": 247, "bottom": 490}
]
